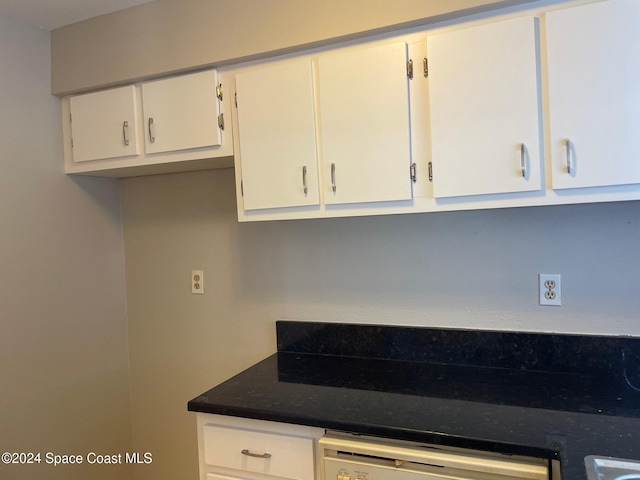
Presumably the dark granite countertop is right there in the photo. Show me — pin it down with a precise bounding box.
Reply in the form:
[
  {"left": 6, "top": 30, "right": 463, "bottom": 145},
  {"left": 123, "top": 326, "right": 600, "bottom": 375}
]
[{"left": 188, "top": 322, "right": 640, "bottom": 480}]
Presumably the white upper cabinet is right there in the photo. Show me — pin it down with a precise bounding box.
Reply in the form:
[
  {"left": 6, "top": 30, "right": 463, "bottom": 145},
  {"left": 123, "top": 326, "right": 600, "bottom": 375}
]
[
  {"left": 546, "top": 0, "right": 640, "bottom": 190},
  {"left": 141, "top": 70, "right": 222, "bottom": 155},
  {"left": 235, "top": 59, "right": 319, "bottom": 210},
  {"left": 317, "top": 41, "right": 413, "bottom": 205},
  {"left": 64, "top": 69, "right": 232, "bottom": 177},
  {"left": 427, "top": 16, "right": 542, "bottom": 198},
  {"left": 69, "top": 85, "right": 140, "bottom": 163}
]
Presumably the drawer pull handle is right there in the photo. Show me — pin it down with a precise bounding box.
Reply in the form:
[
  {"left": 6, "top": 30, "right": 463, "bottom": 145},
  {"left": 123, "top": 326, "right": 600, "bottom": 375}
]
[
  {"left": 520, "top": 143, "right": 527, "bottom": 178},
  {"left": 565, "top": 138, "right": 572, "bottom": 174},
  {"left": 241, "top": 449, "right": 272, "bottom": 459}
]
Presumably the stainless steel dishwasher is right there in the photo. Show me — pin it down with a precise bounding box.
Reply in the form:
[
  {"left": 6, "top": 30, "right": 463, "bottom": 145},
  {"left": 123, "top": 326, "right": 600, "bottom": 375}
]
[{"left": 320, "top": 433, "right": 551, "bottom": 480}]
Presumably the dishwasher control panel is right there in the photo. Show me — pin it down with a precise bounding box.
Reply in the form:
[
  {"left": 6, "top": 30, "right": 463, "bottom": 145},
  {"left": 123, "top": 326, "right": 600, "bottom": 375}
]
[{"left": 320, "top": 432, "right": 550, "bottom": 480}]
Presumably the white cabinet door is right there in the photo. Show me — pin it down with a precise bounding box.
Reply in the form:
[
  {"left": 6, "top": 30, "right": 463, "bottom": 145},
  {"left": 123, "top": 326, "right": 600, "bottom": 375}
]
[
  {"left": 235, "top": 59, "right": 320, "bottom": 210},
  {"left": 318, "top": 41, "right": 413, "bottom": 205},
  {"left": 546, "top": 0, "right": 640, "bottom": 190},
  {"left": 427, "top": 16, "right": 541, "bottom": 198},
  {"left": 69, "top": 85, "right": 139, "bottom": 163},
  {"left": 141, "top": 70, "right": 222, "bottom": 154}
]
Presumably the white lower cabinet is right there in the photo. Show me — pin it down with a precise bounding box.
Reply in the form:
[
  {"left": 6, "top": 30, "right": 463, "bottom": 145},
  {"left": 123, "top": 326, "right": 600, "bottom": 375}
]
[
  {"left": 197, "top": 414, "right": 324, "bottom": 480},
  {"left": 207, "top": 474, "right": 248, "bottom": 480}
]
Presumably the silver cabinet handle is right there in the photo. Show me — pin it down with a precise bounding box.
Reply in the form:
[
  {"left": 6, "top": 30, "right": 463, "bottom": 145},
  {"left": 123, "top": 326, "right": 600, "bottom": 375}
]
[
  {"left": 564, "top": 138, "right": 572, "bottom": 174},
  {"left": 148, "top": 117, "right": 155, "bottom": 143},
  {"left": 302, "top": 165, "right": 308, "bottom": 195},
  {"left": 331, "top": 163, "right": 336, "bottom": 193},
  {"left": 123, "top": 121, "right": 129, "bottom": 146},
  {"left": 241, "top": 449, "right": 271, "bottom": 459},
  {"left": 520, "top": 143, "right": 526, "bottom": 178}
]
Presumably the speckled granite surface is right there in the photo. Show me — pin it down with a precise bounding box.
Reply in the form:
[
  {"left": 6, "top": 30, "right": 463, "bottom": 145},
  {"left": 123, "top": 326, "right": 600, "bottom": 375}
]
[{"left": 188, "top": 321, "right": 640, "bottom": 480}]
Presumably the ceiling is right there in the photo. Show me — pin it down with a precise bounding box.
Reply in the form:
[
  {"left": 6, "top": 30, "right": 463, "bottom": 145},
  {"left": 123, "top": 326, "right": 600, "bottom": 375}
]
[{"left": 0, "top": 0, "right": 155, "bottom": 31}]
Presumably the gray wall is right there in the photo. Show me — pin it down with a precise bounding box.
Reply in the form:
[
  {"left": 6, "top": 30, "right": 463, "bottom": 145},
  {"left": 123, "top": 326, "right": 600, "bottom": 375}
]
[
  {"left": 50, "top": 0, "right": 535, "bottom": 95},
  {"left": 0, "top": 15, "right": 132, "bottom": 480},
  {"left": 121, "top": 169, "right": 640, "bottom": 480}
]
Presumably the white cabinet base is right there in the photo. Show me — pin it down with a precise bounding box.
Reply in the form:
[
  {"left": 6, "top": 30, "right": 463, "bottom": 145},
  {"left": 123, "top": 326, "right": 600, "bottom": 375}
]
[{"left": 196, "top": 414, "right": 324, "bottom": 480}]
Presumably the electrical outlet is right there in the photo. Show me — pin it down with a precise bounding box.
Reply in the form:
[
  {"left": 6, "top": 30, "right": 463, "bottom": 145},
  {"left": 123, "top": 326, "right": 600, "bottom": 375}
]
[
  {"left": 539, "top": 274, "right": 561, "bottom": 306},
  {"left": 191, "top": 270, "right": 204, "bottom": 294}
]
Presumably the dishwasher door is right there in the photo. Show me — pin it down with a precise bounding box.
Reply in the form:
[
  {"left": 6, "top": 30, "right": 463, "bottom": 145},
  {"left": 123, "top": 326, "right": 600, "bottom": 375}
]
[{"left": 320, "top": 434, "right": 549, "bottom": 480}]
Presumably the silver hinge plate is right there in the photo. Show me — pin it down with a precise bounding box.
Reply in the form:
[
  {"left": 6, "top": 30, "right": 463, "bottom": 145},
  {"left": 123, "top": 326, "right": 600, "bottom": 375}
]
[
  {"left": 218, "top": 113, "right": 225, "bottom": 130},
  {"left": 423, "top": 57, "right": 429, "bottom": 77},
  {"left": 428, "top": 161, "right": 433, "bottom": 182},
  {"left": 407, "top": 59, "right": 414, "bottom": 79},
  {"left": 410, "top": 163, "right": 417, "bottom": 183},
  {"left": 216, "top": 83, "right": 223, "bottom": 101}
]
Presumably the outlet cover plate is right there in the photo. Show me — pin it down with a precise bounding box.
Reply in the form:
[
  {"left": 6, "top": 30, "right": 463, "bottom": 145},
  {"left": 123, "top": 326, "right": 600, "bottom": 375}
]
[{"left": 539, "top": 273, "right": 561, "bottom": 306}]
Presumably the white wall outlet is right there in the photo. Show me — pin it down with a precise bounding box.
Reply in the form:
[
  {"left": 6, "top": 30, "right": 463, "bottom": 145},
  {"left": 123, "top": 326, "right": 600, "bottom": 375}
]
[
  {"left": 191, "top": 270, "right": 204, "bottom": 294},
  {"left": 539, "top": 273, "right": 561, "bottom": 306}
]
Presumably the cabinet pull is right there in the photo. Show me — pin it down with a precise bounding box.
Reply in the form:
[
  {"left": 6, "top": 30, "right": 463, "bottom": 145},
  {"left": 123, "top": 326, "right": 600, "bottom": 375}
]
[
  {"left": 565, "top": 138, "right": 572, "bottom": 174},
  {"left": 148, "top": 117, "right": 155, "bottom": 143},
  {"left": 331, "top": 163, "right": 336, "bottom": 193},
  {"left": 123, "top": 121, "right": 129, "bottom": 146},
  {"left": 302, "top": 165, "right": 308, "bottom": 195},
  {"left": 241, "top": 449, "right": 271, "bottom": 459},
  {"left": 520, "top": 143, "right": 526, "bottom": 178}
]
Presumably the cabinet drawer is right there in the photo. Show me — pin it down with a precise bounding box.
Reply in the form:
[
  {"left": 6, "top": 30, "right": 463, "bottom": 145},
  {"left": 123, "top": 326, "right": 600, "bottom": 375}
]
[{"left": 203, "top": 424, "right": 315, "bottom": 480}]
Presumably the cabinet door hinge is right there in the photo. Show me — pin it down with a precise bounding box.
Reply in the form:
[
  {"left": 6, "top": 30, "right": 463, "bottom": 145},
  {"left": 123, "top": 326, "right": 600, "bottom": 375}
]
[
  {"left": 218, "top": 113, "right": 225, "bottom": 130},
  {"left": 216, "top": 83, "right": 223, "bottom": 101},
  {"left": 407, "top": 59, "right": 414, "bottom": 79},
  {"left": 428, "top": 161, "right": 433, "bottom": 182},
  {"left": 71, "top": 137, "right": 74, "bottom": 148},
  {"left": 234, "top": 92, "right": 238, "bottom": 108},
  {"left": 410, "top": 163, "right": 417, "bottom": 183},
  {"left": 423, "top": 57, "right": 429, "bottom": 78},
  {"left": 240, "top": 180, "right": 244, "bottom": 196}
]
